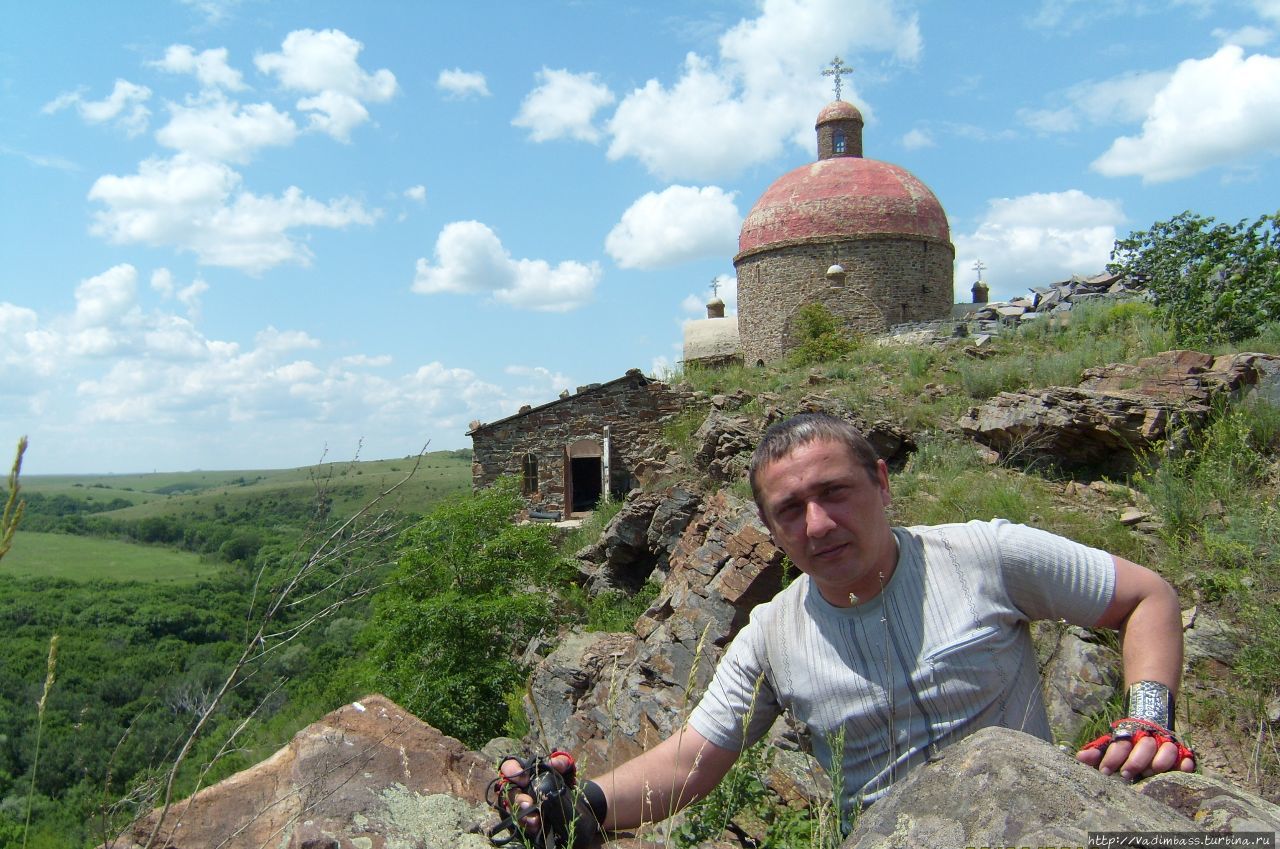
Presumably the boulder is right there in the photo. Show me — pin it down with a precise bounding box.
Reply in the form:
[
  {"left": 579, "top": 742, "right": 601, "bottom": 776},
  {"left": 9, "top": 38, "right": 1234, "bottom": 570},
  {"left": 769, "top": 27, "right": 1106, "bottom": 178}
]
[
  {"left": 844, "top": 727, "right": 1200, "bottom": 848},
  {"left": 1136, "top": 771, "right": 1280, "bottom": 833},
  {"left": 113, "top": 695, "right": 492, "bottom": 849}
]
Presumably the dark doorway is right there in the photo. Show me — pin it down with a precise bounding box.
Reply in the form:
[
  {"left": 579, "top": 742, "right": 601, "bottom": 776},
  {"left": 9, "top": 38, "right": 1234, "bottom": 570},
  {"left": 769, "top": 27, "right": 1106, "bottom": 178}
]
[{"left": 570, "top": 456, "right": 602, "bottom": 512}]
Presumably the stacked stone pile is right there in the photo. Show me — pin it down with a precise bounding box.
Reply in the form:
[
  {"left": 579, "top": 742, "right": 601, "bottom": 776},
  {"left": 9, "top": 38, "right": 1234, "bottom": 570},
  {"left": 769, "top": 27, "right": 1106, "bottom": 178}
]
[{"left": 887, "top": 270, "right": 1147, "bottom": 338}]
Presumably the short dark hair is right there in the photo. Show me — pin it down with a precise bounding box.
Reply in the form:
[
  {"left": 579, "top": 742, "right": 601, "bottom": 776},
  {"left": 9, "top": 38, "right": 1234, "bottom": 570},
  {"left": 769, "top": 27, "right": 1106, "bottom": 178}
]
[{"left": 748, "top": 413, "right": 881, "bottom": 508}]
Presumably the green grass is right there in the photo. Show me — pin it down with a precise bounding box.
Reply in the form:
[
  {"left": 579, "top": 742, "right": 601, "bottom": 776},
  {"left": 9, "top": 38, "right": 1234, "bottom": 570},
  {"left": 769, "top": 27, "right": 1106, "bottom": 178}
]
[{"left": 2, "top": 531, "right": 218, "bottom": 582}]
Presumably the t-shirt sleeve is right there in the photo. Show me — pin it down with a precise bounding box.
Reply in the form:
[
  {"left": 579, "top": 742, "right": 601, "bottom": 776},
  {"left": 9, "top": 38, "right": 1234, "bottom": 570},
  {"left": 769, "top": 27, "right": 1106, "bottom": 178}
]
[
  {"left": 990, "top": 519, "right": 1115, "bottom": 626},
  {"left": 687, "top": 613, "right": 782, "bottom": 752}
]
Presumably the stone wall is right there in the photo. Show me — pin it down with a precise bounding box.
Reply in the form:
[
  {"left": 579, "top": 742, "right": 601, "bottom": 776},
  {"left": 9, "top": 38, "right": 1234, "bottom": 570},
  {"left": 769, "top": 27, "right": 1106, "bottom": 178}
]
[
  {"left": 469, "top": 369, "right": 693, "bottom": 516},
  {"left": 736, "top": 235, "right": 954, "bottom": 365}
]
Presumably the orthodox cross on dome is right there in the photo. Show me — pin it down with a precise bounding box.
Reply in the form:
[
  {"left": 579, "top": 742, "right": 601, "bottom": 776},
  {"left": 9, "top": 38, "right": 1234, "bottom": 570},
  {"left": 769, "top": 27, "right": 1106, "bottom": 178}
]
[
  {"left": 972, "top": 259, "right": 987, "bottom": 281},
  {"left": 822, "top": 56, "right": 853, "bottom": 101}
]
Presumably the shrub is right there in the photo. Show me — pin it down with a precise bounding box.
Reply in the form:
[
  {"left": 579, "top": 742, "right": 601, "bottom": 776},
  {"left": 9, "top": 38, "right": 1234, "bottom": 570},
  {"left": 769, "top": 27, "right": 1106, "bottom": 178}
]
[
  {"left": 787, "top": 304, "right": 857, "bottom": 367},
  {"left": 1109, "top": 210, "right": 1280, "bottom": 345},
  {"left": 363, "top": 478, "right": 566, "bottom": 746}
]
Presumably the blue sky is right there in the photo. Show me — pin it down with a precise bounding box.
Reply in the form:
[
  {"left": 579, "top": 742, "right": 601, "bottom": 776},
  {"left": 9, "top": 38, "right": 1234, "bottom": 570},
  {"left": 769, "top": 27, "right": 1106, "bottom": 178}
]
[{"left": 3, "top": 0, "right": 1279, "bottom": 474}]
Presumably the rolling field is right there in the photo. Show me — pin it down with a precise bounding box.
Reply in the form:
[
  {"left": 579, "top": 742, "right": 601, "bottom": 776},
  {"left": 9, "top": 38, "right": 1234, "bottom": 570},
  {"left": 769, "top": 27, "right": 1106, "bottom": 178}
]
[
  {"left": 22, "top": 449, "right": 473, "bottom": 523},
  {"left": 2, "top": 531, "right": 217, "bottom": 582}
]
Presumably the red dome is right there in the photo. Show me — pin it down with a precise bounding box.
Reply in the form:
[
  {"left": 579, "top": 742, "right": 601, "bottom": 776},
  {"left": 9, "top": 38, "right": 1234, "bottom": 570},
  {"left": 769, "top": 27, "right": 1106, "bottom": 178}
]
[{"left": 737, "top": 157, "right": 950, "bottom": 258}]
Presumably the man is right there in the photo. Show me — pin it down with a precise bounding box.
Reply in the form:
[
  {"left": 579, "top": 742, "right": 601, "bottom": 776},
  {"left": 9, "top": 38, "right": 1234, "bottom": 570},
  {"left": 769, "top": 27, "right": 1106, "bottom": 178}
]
[{"left": 499, "top": 413, "right": 1195, "bottom": 844}]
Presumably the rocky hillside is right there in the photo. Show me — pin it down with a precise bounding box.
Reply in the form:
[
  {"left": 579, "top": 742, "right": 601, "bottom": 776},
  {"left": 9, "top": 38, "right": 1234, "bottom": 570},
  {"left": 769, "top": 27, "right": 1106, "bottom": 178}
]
[{"left": 113, "top": 300, "right": 1280, "bottom": 848}]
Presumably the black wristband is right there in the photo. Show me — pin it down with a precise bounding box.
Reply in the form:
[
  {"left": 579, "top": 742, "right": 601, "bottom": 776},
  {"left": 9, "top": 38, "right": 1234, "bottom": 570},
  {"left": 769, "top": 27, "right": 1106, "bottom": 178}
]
[{"left": 579, "top": 779, "right": 607, "bottom": 825}]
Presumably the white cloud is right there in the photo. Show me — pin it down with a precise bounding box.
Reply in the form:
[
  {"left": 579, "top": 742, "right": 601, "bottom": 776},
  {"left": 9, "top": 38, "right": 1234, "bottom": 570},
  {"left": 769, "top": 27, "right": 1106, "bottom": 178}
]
[
  {"left": 1092, "top": 45, "right": 1280, "bottom": 182},
  {"left": 1213, "top": 25, "right": 1274, "bottom": 47},
  {"left": 89, "top": 154, "right": 376, "bottom": 272},
  {"left": 952, "top": 190, "right": 1125, "bottom": 298},
  {"left": 255, "top": 29, "right": 397, "bottom": 141},
  {"left": 412, "top": 220, "right": 599, "bottom": 312},
  {"left": 605, "top": 185, "right": 741, "bottom": 269},
  {"left": 604, "top": 0, "right": 920, "bottom": 181},
  {"left": 74, "top": 264, "right": 139, "bottom": 329},
  {"left": 437, "top": 68, "right": 490, "bottom": 99},
  {"left": 1019, "top": 69, "right": 1172, "bottom": 134},
  {"left": 5, "top": 267, "right": 572, "bottom": 469},
  {"left": 156, "top": 93, "right": 297, "bottom": 162},
  {"left": 179, "top": 0, "right": 240, "bottom": 25},
  {"left": 513, "top": 69, "right": 615, "bottom": 142},
  {"left": 901, "top": 128, "right": 935, "bottom": 149},
  {"left": 43, "top": 79, "right": 152, "bottom": 136},
  {"left": 151, "top": 45, "right": 246, "bottom": 90},
  {"left": 404, "top": 184, "right": 426, "bottom": 202}
]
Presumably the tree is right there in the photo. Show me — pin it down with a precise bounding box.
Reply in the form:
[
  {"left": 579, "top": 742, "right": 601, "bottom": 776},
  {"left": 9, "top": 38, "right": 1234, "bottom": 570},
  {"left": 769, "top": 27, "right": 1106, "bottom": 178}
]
[
  {"left": 1109, "top": 210, "right": 1280, "bottom": 345},
  {"left": 364, "top": 478, "right": 566, "bottom": 746}
]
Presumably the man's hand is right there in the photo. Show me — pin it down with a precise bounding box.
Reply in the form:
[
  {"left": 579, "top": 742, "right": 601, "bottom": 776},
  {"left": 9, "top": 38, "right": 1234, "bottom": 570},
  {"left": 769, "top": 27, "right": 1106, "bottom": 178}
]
[
  {"left": 1076, "top": 718, "right": 1196, "bottom": 781},
  {"left": 497, "top": 752, "right": 575, "bottom": 837}
]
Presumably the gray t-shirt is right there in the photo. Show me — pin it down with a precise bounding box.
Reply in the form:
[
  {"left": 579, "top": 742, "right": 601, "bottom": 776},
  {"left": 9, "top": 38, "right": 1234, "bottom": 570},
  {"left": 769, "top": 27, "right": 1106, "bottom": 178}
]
[{"left": 687, "top": 519, "right": 1115, "bottom": 812}]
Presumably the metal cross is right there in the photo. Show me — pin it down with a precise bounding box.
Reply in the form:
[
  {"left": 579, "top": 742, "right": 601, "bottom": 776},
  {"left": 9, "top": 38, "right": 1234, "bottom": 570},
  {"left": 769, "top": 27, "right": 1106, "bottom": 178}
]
[
  {"left": 972, "top": 259, "right": 987, "bottom": 281},
  {"left": 822, "top": 56, "right": 853, "bottom": 101},
  {"left": 710, "top": 277, "right": 721, "bottom": 298}
]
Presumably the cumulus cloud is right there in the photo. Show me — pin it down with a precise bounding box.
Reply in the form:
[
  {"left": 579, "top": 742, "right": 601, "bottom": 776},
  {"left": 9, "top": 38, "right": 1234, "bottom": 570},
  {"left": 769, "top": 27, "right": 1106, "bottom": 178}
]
[
  {"left": 412, "top": 220, "right": 599, "bottom": 312},
  {"left": 151, "top": 45, "right": 245, "bottom": 90},
  {"left": 437, "top": 68, "right": 490, "bottom": 99},
  {"left": 1092, "top": 45, "right": 1280, "bottom": 182},
  {"left": 1019, "top": 69, "right": 1172, "bottom": 134},
  {"left": 513, "top": 69, "right": 615, "bottom": 142},
  {"left": 6, "top": 264, "right": 567, "bottom": 471},
  {"left": 952, "top": 190, "right": 1125, "bottom": 298},
  {"left": 255, "top": 29, "right": 397, "bottom": 141},
  {"left": 156, "top": 93, "right": 297, "bottom": 162},
  {"left": 43, "top": 79, "right": 152, "bottom": 136},
  {"left": 603, "top": 0, "right": 920, "bottom": 180},
  {"left": 89, "top": 154, "right": 376, "bottom": 272},
  {"left": 605, "top": 185, "right": 741, "bottom": 269},
  {"left": 404, "top": 184, "right": 426, "bottom": 202}
]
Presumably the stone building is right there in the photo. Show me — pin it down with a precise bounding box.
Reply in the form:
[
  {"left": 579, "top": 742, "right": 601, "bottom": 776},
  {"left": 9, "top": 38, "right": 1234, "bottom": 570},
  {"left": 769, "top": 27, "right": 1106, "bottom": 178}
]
[
  {"left": 734, "top": 99, "right": 954, "bottom": 365},
  {"left": 682, "top": 295, "right": 741, "bottom": 369},
  {"left": 467, "top": 369, "right": 688, "bottom": 517}
]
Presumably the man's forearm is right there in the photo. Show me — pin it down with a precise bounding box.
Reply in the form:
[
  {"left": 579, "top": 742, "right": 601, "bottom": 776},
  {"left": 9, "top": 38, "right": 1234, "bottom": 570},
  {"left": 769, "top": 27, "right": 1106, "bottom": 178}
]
[{"left": 591, "top": 726, "right": 739, "bottom": 831}]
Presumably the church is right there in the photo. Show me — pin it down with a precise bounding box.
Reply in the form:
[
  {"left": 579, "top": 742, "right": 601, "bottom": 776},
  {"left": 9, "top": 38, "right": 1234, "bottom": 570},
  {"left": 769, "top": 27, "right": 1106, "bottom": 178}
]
[
  {"left": 477, "top": 62, "right": 955, "bottom": 515},
  {"left": 686, "top": 61, "right": 954, "bottom": 367}
]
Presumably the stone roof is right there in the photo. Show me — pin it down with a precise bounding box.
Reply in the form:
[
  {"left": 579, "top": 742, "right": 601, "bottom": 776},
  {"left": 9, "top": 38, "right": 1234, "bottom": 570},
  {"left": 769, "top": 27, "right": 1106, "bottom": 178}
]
[
  {"left": 683, "top": 315, "right": 740, "bottom": 362},
  {"left": 466, "top": 368, "right": 652, "bottom": 436},
  {"left": 816, "top": 99, "right": 863, "bottom": 124},
  {"left": 736, "top": 156, "right": 950, "bottom": 259}
]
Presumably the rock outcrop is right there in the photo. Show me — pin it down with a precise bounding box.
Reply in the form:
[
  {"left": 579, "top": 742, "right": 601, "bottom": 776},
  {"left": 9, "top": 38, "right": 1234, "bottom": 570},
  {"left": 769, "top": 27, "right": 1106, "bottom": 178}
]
[
  {"left": 959, "top": 350, "right": 1280, "bottom": 469},
  {"left": 112, "top": 695, "right": 493, "bottom": 849},
  {"left": 844, "top": 726, "right": 1280, "bottom": 848},
  {"left": 527, "top": 490, "right": 787, "bottom": 773}
]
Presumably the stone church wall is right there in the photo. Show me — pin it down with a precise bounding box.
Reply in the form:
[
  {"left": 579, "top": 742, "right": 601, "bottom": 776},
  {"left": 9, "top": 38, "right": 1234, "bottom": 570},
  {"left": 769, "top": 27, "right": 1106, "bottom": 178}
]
[
  {"left": 736, "top": 236, "right": 954, "bottom": 365},
  {"left": 469, "top": 370, "right": 691, "bottom": 516}
]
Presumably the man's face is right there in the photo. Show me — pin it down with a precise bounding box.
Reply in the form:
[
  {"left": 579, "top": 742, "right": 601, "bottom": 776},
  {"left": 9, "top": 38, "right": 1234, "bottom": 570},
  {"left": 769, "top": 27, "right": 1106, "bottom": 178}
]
[{"left": 755, "top": 438, "right": 896, "bottom": 606}]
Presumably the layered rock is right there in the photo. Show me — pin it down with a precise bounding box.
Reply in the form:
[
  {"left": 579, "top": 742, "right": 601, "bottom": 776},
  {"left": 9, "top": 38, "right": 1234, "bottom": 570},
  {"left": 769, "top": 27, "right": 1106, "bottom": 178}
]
[
  {"left": 112, "top": 695, "right": 492, "bottom": 849},
  {"left": 526, "top": 491, "right": 786, "bottom": 773},
  {"left": 958, "top": 350, "right": 1280, "bottom": 469}
]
